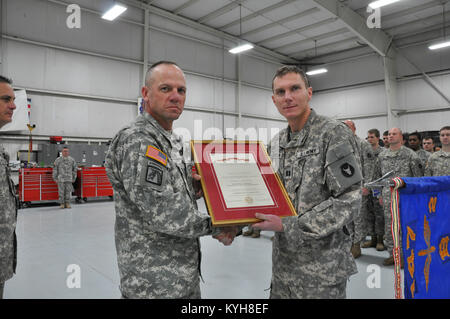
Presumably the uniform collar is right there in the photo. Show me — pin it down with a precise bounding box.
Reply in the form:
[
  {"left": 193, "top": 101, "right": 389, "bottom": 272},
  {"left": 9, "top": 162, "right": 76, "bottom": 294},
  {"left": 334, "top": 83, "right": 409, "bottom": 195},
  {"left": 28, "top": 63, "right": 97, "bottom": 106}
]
[
  {"left": 141, "top": 112, "right": 183, "bottom": 152},
  {"left": 282, "top": 108, "right": 316, "bottom": 148}
]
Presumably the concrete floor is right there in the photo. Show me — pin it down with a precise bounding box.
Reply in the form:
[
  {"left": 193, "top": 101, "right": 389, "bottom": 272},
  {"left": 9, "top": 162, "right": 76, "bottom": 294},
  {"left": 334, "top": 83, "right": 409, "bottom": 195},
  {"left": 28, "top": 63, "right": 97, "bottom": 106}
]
[{"left": 3, "top": 198, "right": 401, "bottom": 299}]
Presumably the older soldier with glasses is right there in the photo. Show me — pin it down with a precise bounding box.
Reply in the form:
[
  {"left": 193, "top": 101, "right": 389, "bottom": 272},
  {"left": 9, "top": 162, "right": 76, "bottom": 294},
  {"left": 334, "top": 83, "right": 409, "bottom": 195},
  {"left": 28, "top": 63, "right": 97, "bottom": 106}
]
[{"left": 0, "top": 75, "right": 18, "bottom": 299}]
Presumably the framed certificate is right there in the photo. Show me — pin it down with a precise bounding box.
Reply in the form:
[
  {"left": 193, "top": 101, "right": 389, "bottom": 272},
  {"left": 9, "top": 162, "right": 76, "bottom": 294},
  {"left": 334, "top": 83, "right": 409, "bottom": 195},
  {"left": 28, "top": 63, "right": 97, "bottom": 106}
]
[{"left": 191, "top": 140, "right": 297, "bottom": 226}]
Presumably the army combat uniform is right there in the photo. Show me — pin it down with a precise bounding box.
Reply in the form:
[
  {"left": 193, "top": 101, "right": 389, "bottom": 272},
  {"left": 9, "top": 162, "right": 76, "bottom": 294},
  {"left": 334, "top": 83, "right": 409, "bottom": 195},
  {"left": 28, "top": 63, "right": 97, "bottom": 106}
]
[
  {"left": 424, "top": 150, "right": 450, "bottom": 176},
  {"left": 363, "top": 146, "right": 385, "bottom": 247},
  {"left": 352, "top": 137, "right": 376, "bottom": 244},
  {"left": 0, "top": 146, "right": 18, "bottom": 299},
  {"left": 378, "top": 146, "right": 423, "bottom": 257},
  {"left": 415, "top": 149, "right": 430, "bottom": 171},
  {"left": 267, "top": 109, "right": 362, "bottom": 299},
  {"left": 105, "top": 112, "right": 216, "bottom": 299},
  {"left": 52, "top": 155, "right": 77, "bottom": 207}
]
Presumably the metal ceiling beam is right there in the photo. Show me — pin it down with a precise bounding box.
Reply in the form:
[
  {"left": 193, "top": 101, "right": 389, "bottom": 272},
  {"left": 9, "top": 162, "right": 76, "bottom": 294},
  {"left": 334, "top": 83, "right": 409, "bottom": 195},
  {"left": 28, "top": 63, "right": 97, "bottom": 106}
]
[
  {"left": 197, "top": 0, "right": 246, "bottom": 24},
  {"left": 276, "top": 28, "right": 350, "bottom": 54},
  {"left": 384, "top": 9, "right": 450, "bottom": 36},
  {"left": 310, "top": 0, "right": 393, "bottom": 57},
  {"left": 290, "top": 37, "right": 360, "bottom": 59},
  {"left": 240, "top": 8, "right": 321, "bottom": 38},
  {"left": 173, "top": 0, "right": 201, "bottom": 15},
  {"left": 257, "top": 17, "right": 337, "bottom": 46},
  {"left": 122, "top": 0, "right": 299, "bottom": 63},
  {"left": 381, "top": 1, "right": 442, "bottom": 23},
  {"left": 218, "top": 0, "right": 297, "bottom": 30}
]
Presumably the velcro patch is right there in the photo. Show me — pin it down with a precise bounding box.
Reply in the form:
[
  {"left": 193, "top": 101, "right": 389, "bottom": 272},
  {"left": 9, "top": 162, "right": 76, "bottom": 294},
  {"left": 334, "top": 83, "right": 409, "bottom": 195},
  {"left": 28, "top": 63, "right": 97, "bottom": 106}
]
[
  {"left": 146, "top": 165, "right": 163, "bottom": 186},
  {"left": 145, "top": 145, "right": 167, "bottom": 166}
]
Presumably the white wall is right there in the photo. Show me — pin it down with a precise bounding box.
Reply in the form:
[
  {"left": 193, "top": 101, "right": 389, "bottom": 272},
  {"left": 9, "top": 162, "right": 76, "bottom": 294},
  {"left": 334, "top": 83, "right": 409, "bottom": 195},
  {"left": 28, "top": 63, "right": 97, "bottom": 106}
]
[{"left": 2, "top": 0, "right": 449, "bottom": 159}]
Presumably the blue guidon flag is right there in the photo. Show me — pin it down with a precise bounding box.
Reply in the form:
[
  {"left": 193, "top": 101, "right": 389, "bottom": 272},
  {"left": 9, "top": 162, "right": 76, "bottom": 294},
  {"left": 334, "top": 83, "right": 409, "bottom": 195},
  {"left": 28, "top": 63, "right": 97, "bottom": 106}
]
[
  {"left": 145, "top": 145, "right": 167, "bottom": 166},
  {"left": 397, "top": 176, "right": 450, "bottom": 299}
]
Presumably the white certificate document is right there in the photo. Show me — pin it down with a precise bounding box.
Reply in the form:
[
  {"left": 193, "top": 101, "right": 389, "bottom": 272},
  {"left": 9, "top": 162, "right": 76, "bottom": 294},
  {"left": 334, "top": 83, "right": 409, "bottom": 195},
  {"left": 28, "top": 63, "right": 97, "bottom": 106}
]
[{"left": 209, "top": 153, "right": 274, "bottom": 209}]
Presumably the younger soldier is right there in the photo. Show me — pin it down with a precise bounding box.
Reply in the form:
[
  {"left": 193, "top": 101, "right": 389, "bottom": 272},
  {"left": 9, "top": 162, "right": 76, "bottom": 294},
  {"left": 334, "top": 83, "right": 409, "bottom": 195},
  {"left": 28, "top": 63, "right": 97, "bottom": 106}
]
[
  {"left": 252, "top": 66, "right": 362, "bottom": 299},
  {"left": 53, "top": 147, "right": 77, "bottom": 208},
  {"left": 424, "top": 126, "right": 450, "bottom": 176}
]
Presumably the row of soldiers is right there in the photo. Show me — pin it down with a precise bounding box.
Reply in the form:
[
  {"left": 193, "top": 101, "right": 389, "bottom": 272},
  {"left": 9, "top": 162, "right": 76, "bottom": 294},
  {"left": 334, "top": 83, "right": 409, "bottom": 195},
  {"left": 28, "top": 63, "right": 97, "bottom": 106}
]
[{"left": 346, "top": 123, "right": 450, "bottom": 266}]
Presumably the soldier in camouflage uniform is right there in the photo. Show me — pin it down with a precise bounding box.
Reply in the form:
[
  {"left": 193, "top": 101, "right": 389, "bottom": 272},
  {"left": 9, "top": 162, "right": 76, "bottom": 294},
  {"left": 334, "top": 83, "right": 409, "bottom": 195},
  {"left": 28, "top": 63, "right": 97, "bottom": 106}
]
[
  {"left": 408, "top": 131, "right": 429, "bottom": 172},
  {"left": 343, "top": 120, "right": 376, "bottom": 259},
  {"left": 252, "top": 66, "right": 362, "bottom": 299},
  {"left": 0, "top": 75, "right": 18, "bottom": 298},
  {"left": 379, "top": 128, "right": 423, "bottom": 266},
  {"left": 361, "top": 129, "right": 385, "bottom": 251},
  {"left": 424, "top": 126, "right": 450, "bottom": 176},
  {"left": 105, "top": 61, "right": 237, "bottom": 299},
  {"left": 53, "top": 147, "right": 77, "bottom": 208}
]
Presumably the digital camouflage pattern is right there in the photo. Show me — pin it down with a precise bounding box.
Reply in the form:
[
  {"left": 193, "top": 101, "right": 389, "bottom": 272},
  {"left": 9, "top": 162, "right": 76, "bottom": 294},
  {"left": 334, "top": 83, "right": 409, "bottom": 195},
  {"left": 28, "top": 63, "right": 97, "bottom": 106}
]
[
  {"left": 267, "top": 109, "right": 362, "bottom": 299},
  {"left": 0, "top": 145, "right": 18, "bottom": 285},
  {"left": 415, "top": 149, "right": 430, "bottom": 170},
  {"left": 353, "top": 137, "right": 377, "bottom": 243},
  {"left": 105, "top": 112, "right": 215, "bottom": 299},
  {"left": 378, "top": 146, "right": 423, "bottom": 255},
  {"left": 53, "top": 155, "right": 77, "bottom": 204},
  {"left": 424, "top": 150, "right": 450, "bottom": 176},
  {"left": 365, "top": 146, "right": 385, "bottom": 239}
]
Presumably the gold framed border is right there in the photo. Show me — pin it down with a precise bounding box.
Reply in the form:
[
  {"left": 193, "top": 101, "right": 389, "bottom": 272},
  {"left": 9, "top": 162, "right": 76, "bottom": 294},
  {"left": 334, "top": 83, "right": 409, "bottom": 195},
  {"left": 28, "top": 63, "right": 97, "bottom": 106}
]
[{"left": 190, "top": 140, "right": 297, "bottom": 226}]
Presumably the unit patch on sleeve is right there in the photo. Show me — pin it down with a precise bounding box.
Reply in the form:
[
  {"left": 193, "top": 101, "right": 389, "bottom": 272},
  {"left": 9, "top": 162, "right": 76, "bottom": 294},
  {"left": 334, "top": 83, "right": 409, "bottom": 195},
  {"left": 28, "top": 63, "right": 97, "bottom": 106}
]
[
  {"left": 146, "top": 164, "right": 163, "bottom": 186},
  {"left": 145, "top": 145, "right": 167, "bottom": 166}
]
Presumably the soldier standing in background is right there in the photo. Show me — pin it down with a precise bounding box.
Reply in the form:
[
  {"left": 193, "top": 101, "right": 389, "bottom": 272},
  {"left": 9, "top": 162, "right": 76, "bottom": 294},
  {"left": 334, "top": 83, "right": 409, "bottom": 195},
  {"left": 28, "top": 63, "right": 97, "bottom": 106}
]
[
  {"left": 378, "top": 128, "right": 423, "bottom": 266},
  {"left": 361, "top": 129, "right": 385, "bottom": 251},
  {"left": 252, "top": 66, "right": 362, "bottom": 299},
  {"left": 408, "top": 131, "right": 429, "bottom": 170},
  {"left": 343, "top": 120, "right": 376, "bottom": 259},
  {"left": 422, "top": 136, "right": 435, "bottom": 154},
  {"left": 53, "top": 147, "right": 77, "bottom": 209},
  {"left": 0, "top": 75, "right": 18, "bottom": 298},
  {"left": 424, "top": 126, "right": 450, "bottom": 176}
]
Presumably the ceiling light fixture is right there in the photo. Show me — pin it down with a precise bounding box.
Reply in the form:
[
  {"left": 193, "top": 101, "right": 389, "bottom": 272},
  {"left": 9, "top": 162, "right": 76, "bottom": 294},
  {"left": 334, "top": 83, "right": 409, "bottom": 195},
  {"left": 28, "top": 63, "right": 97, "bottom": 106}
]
[
  {"left": 102, "top": 4, "right": 127, "bottom": 21},
  {"left": 229, "top": 4, "right": 254, "bottom": 54},
  {"left": 368, "top": 0, "right": 401, "bottom": 9},
  {"left": 306, "top": 68, "right": 328, "bottom": 76},
  {"left": 429, "top": 2, "right": 449, "bottom": 50}
]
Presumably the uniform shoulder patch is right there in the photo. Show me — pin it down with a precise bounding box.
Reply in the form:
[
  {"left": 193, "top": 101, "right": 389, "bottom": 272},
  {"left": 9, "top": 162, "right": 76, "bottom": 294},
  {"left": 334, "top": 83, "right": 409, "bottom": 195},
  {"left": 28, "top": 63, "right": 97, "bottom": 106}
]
[
  {"left": 146, "top": 164, "right": 163, "bottom": 186},
  {"left": 145, "top": 145, "right": 167, "bottom": 166},
  {"left": 341, "top": 163, "right": 355, "bottom": 177}
]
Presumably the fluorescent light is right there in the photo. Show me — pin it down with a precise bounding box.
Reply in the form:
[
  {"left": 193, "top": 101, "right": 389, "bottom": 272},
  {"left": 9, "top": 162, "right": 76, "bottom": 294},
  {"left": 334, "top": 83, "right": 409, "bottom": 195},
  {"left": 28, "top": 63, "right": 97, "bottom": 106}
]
[
  {"left": 429, "top": 40, "right": 450, "bottom": 50},
  {"left": 368, "top": 0, "right": 401, "bottom": 9},
  {"left": 229, "top": 44, "right": 254, "bottom": 54},
  {"left": 306, "top": 68, "right": 328, "bottom": 76},
  {"left": 102, "top": 4, "right": 127, "bottom": 21}
]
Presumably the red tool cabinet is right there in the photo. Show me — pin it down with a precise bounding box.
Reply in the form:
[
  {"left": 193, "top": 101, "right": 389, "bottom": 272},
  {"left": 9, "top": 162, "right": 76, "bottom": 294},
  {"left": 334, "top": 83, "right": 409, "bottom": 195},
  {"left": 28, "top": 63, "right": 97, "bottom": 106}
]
[
  {"left": 74, "top": 167, "right": 113, "bottom": 202},
  {"left": 18, "top": 168, "right": 59, "bottom": 207}
]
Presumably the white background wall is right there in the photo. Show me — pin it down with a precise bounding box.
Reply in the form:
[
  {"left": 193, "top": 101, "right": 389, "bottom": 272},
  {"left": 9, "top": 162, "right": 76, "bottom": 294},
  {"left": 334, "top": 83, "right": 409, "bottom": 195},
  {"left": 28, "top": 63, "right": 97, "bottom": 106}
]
[{"left": 1, "top": 0, "right": 449, "bottom": 158}]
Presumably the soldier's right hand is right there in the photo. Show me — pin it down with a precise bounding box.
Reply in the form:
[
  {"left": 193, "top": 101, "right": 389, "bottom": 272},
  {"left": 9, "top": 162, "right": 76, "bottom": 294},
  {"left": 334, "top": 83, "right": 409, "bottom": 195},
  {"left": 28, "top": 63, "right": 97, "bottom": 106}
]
[{"left": 213, "top": 226, "right": 239, "bottom": 246}]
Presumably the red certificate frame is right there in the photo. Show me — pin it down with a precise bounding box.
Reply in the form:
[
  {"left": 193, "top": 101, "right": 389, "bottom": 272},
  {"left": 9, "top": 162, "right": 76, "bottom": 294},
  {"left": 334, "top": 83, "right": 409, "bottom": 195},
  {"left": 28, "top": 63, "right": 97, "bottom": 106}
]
[{"left": 191, "top": 140, "right": 297, "bottom": 226}]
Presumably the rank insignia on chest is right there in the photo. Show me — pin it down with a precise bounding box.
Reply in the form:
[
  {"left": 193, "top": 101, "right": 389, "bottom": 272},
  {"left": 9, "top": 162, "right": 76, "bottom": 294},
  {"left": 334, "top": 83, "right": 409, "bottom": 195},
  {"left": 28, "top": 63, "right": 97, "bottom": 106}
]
[
  {"left": 284, "top": 166, "right": 292, "bottom": 180},
  {"left": 146, "top": 164, "right": 163, "bottom": 186},
  {"left": 145, "top": 145, "right": 167, "bottom": 166}
]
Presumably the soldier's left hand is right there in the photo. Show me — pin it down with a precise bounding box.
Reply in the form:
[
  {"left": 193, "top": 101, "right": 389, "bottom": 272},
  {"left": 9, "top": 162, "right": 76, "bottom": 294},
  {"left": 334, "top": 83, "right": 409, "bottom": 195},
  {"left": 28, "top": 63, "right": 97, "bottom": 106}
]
[
  {"left": 252, "top": 213, "right": 284, "bottom": 232},
  {"left": 192, "top": 172, "right": 203, "bottom": 198}
]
